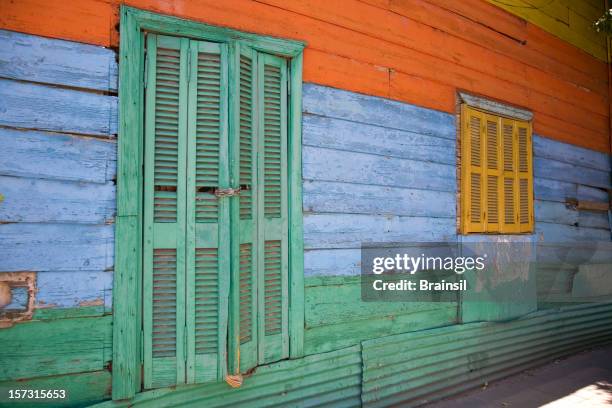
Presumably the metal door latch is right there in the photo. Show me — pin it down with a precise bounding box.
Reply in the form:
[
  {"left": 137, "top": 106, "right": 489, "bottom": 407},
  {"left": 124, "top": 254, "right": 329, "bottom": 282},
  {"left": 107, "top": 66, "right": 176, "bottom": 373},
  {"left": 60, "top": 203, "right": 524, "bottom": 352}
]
[{"left": 214, "top": 187, "right": 241, "bottom": 198}]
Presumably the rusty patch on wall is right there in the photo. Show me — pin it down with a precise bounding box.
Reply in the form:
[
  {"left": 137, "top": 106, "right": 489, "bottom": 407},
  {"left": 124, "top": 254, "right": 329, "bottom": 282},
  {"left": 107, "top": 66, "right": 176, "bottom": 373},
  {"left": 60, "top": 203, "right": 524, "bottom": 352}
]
[{"left": 0, "top": 272, "right": 36, "bottom": 328}]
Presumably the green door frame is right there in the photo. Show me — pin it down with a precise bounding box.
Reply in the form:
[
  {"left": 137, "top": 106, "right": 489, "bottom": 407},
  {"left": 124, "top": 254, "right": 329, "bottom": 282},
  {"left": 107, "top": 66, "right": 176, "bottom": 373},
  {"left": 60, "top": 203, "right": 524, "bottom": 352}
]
[{"left": 114, "top": 6, "right": 305, "bottom": 399}]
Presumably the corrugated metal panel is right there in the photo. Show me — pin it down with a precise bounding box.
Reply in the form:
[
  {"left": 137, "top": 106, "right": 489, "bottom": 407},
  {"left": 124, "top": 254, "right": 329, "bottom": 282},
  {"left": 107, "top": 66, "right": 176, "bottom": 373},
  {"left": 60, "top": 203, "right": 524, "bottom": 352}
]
[
  {"left": 129, "top": 345, "right": 362, "bottom": 408},
  {"left": 362, "top": 303, "right": 612, "bottom": 407}
]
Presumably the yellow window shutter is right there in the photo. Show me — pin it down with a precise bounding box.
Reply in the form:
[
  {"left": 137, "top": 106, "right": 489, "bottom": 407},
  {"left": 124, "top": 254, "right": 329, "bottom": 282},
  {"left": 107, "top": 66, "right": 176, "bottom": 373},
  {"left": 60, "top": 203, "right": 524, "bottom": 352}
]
[
  {"left": 500, "top": 118, "right": 519, "bottom": 233},
  {"left": 485, "top": 114, "right": 501, "bottom": 232},
  {"left": 461, "top": 105, "right": 485, "bottom": 233},
  {"left": 517, "top": 122, "right": 533, "bottom": 232}
]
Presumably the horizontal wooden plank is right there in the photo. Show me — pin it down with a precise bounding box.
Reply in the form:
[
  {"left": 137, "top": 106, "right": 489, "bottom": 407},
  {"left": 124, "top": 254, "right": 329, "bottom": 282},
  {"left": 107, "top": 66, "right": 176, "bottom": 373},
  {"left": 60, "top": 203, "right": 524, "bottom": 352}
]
[
  {"left": 536, "top": 222, "right": 611, "bottom": 242},
  {"left": 534, "top": 178, "right": 576, "bottom": 203},
  {"left": 0, "top": 29, "right": 117, "bottom": 92},
  {"left": 0, "top": 370, "right": 111, "bottom": 407},
  {"left": 534, "top": 157, "right": 611, "bottom": 190},
  {"left": 0, "top": 79, "right": 117, "bottom": 136},
  {"left": 0, "top": 315, "right": 112, "bottom": 381},
  {"left": 304, "top": 306, "right": 456, "bottom": 355},
  {"left": 36, "top": 271, "right": 112, "bottom": 309},
  {"left": 303, "top": 146, "right": 456, "bottom": 192},
  {"left": 533, "top": 135, "right": 611, "bottom": 172},
  {"left": 304, "top": 248, "right": 362, "bottom": 277},
  {"left": 0, "top": 176, "right": 115, "bottom": 224},
  {"left": 304, "top": 213, "right": 457, "bottom": 249},
  {"left": 535, "top": 200, "right": 578, "bottom": 226},
  {"left": 303, "top": 113, "right": 455, "bottom": 165},
  {"left": 305, "top": 276, "right": 457, "bottom": 328},
  {"left": 303, "top": 84, "right": 456, "bottom": 140},
  {"left": 578, "top": 211, "right": 610, "bottom": 230},
  {"left": 303, "top": 180, "right": 456, "bottom": 218},
  {"left": 0, "top": 128, "right": 116, "bottom": 183},
  {"left": 0, "top": 223, "right": 114, "bottom": 272}
]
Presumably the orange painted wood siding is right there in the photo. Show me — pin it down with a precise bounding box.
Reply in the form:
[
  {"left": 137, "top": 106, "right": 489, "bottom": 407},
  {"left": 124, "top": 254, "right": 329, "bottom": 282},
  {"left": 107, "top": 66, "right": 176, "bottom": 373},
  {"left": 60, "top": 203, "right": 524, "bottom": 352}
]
[{"left": 0, "top": 0, "right": 609, "bottom": 153}]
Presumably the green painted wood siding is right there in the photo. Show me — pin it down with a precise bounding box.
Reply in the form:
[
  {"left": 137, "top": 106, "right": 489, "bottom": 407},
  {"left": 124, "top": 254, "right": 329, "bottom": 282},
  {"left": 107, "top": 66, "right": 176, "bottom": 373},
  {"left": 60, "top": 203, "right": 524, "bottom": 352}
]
[{"left": 142, "top": 33, "right": 290, "bottom": 388}]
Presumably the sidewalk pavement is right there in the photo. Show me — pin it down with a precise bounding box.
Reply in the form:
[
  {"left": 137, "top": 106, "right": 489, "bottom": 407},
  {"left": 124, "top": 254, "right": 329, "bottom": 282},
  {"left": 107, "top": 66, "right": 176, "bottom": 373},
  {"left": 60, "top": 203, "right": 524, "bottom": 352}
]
[{"left": 428, "top": 345, "right": 612, "bottom": 407}]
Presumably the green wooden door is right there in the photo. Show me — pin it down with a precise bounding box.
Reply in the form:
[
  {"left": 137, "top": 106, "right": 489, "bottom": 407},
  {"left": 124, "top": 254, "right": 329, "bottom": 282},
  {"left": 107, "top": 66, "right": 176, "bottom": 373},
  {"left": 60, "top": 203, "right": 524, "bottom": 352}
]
[
  {"left": 257, "top": 53, "right": 289, "bottom": 365},
  {"left": 143, "top": 34, "right": 189, "bottom": 389},
  {"left": 143, "top": 35, "right": 289, "bottom": 387},
  {"left": 185, "top": 40, "right": 229, "bottom": 384}
]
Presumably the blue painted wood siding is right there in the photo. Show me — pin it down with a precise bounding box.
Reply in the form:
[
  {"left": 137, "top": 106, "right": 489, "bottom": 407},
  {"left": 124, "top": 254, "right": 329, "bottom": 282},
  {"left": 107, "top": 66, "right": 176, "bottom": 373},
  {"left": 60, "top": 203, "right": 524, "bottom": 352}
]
[
  {"left": 0, "top": 28, "right": 609, "bottom": 325},
  {"left": 302, "top": 84, "right": 611, "bottom": 278},
  {"left": 0, "top": 29, "right": 117, "bottom": 310}
]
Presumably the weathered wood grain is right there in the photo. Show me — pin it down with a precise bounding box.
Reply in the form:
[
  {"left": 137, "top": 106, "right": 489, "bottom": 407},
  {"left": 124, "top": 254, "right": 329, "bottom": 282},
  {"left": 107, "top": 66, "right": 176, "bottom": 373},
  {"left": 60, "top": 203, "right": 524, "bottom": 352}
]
[
  {"left": 303, "top": 113, "right": 455, "bottom": 165},
  {"left": 303, "top": 180, "right": 455, "bottom": 218},
  {"left": 0, "top": 176, "right": 115, "bottom": 224},
  {"left": 36, "top": 270, "right": 112, "bottom": 309},
  {"left": 304, "top": 248, "right": 362, "bottom": 277},
  {"left": 0, "top": 79, "right": 118, "bottom": 136},
  {"left": 0, "top": 315, "right": 112, "bottom": 381},
  {"left": 534, "top": 157, "right": 610, "bottom": 189},
  {"left": 0, "top": 370, "right": 111, "bottom": 407},
  {"left": 533, "top": 135, "right": 611, "bottom": 172},
  {"left": 305, "top": 276, "right": 457, "bottom": 328},
  {"left": 0, "top": 29, "right": 118, "bottom": 92},
  {"left": 0, "top": 128, "right": 116, "bottom": 183},
  {"left": 536, "top": 222, "right": 610, "bottom": 241},
  {"left": 0, "top": 223, "right": 114, "bottom": 271},
  {"left": 535, "top": 200, "right": 578, "bottom": 226},
  {"left": 303, "top": 146, "right": 456, "bottom": 192},
  {"left": 303, "top": 213, "right": 457, "bottom": 249},
  {"left": 303, "top": 84, "right": 456, "bottom": 140}
]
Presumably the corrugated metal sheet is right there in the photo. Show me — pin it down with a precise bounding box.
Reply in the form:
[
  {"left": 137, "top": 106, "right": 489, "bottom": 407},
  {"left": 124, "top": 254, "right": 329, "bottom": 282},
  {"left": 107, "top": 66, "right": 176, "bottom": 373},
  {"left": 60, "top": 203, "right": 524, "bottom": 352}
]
[
  {"left": 361, "top": 303, "right": 612, "bottom": 407},
  {"left": 128, "top": 345, "right": 362, "bottom": 408}
]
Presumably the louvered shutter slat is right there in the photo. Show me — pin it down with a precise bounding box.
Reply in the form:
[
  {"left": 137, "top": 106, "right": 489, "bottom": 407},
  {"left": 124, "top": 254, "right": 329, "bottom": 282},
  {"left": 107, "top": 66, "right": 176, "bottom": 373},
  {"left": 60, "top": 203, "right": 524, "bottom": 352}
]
[
  {"left": 257, "top": 53, "right": 289, "bottom": 364},
  {"left": 185, "top": 40, "right": 229, "bottom": 384},
  {"left": 462, "top": 106, "right": 485, "bottom": 233},
  {"left": 517, "top": 124, "right": 533, "bottom": 232},
  {"left": 229, "top": 46, "right": 259, "bottom": 374},
  {"left": 143, "top": 34, "right": 189, "bottom": 389},
  {"left": 485, "top": 116, "right": 501, "bottom": 231}
]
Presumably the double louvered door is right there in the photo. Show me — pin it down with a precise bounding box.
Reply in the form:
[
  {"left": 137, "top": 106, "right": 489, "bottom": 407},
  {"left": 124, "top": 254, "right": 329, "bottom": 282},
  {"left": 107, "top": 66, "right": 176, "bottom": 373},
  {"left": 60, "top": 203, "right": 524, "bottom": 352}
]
[{"left": 142, "top": 34, "right": 289, "bottom": 389}]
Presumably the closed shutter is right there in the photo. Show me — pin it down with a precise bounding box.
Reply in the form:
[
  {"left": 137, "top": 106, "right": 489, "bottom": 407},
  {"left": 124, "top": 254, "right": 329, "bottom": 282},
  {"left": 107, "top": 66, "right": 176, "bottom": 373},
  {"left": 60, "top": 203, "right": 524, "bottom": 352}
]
[
  {"left": 461, "top": 105, "right": 533, "bottom": 234},
  {"left": 517, "top": 123, "right": 533, "bottom": 232},
  {"left": 485, "top": 115, "right": 501, "bottom": 231},
  {"left": 257, "top": 53, "right": 289, "bottom": 364},
  {"left": 501, "top": 118, "right": 519, "bottom": 233},
  {"left": 229, "top": 45, "right": 259, "bottom": 374},
  {"left": 185, "top": 40, "right": 229, "bottom": 383},
  {"left": 143, "top": 34, "right": 189, "bottom": 389},
  {"left": 462, "top": 105, "right": 485, "bottom": 233}
]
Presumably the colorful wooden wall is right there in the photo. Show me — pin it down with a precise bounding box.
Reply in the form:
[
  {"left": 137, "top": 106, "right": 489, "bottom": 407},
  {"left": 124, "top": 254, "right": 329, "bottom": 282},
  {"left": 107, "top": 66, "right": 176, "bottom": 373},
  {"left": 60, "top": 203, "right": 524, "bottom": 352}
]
[
  {"left": 0, "top": 0, "right": 611, "bottom": 406},
  {"left": 485, "top": 0, "right": 607, "bottom": 61},
  {"left": 0, "top": 0, "right": 609, "bottom": 153}
]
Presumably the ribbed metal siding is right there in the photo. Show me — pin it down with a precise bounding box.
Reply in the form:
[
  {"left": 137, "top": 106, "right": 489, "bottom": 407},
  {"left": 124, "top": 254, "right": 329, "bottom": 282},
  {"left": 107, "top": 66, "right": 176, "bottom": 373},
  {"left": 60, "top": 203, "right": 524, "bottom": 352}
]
[
  {"left": 362, "top": 303, "right": 612, "bottom": 407},
  {"left": 131, "top": 345, "right": 362, "bottom": 408}
]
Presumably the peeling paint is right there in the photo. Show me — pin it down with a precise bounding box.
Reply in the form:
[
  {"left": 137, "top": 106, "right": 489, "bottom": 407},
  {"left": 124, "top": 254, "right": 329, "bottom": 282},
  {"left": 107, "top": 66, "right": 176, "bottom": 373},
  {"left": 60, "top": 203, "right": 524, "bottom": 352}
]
[{"left": 78, "top": 298, "right": 104, "bottom": 307}]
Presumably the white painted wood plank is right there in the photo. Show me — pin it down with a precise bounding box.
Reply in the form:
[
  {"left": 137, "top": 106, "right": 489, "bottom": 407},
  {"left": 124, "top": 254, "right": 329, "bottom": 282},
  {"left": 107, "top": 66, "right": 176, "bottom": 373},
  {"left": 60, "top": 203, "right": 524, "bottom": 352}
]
[
  {"left": 0, "top": 128, "right": 116, "bottom": 183},
  {"left": 0, "top": 29, "right": 118, "bottom": 92},
  {"left": 0, "top": 78, "right": 118, "bottom": 136},
  {"left": 0, "top": 176, "right": 115, "bottom": 224}
]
